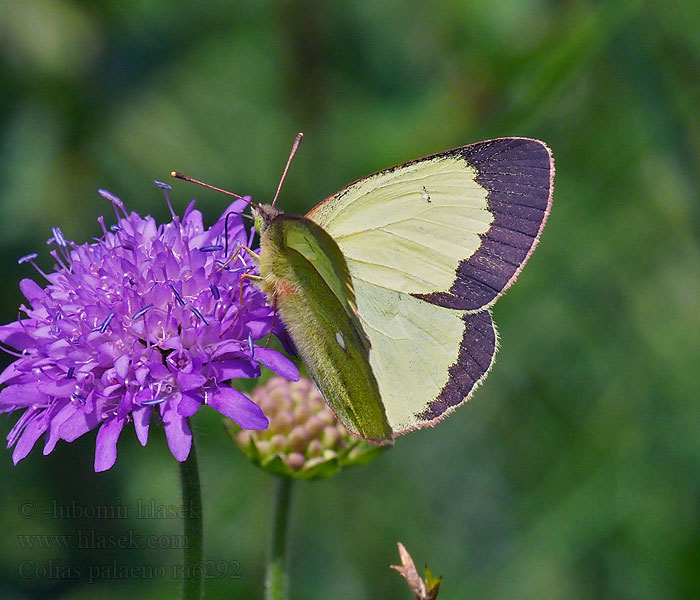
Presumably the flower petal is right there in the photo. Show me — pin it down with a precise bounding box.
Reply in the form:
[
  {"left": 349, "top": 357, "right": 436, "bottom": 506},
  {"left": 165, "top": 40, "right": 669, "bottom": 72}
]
[
  {"left": 1, "top": 193, "right": 282, "bottom": 470},
  {"left": 0, "top": 383, "right": 48, "bottom": 410},
  {"left": 209, "top": 386, "right": 268, "bottom": 430},
  {"left": 273, "top": 317, "right": 297, "bottom": 356},
  {"left": 0, "top": 361, "right": 24, "bottom": 386},
  {"left": 60, "top": 408, "right": 100, "bottom": 442},
  {"left": 0, "top": 322, "right": 34, "bottom": 351},
  {"left": 211, "top": 358, "right": 259, "bottom": 381},
  {"left": 176, "top": 371, "right": 207, "bottom": 391},
  {"left": 94, "top": 418, "right": 125, "bottom": 472},
  {"left": 19, "top": 278, "right": 46, "bottom": 304},
  {"left": 160, "top": 403, "right": 192, "bottom": 462},
  {"left": 12, "top": 415, "right": 48, "bottom": 464},
  {"left": 44, "top": 403, "right": 78, "bottom": 454},
  {"left": 132, "top": 405, "right": 152, "bottom": 446},
  {"left": 218, "top": 199, "right": 249, "bottom": 220},
  {"left": 254, "top": 348, "right": 299, "bottom": 381},
  {"left": 37, "top": 378, "right": 76, "bottom": 397},
  {"left": 114, "top": 355, "right": 130, "bottom": 379},
  {"left": 178, "top": 391, "right": 202, "bottom": 417}
]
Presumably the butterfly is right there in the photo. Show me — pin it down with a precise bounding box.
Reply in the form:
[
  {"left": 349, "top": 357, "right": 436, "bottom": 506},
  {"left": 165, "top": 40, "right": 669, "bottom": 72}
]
[{"left": 178, "top": 137, "right": 554, "bottom": 443}]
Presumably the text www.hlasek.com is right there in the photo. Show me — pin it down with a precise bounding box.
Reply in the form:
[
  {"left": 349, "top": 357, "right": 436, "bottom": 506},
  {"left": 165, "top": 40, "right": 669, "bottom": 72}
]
[{"left": 18, "top": 530, "right": 188, "bottom": 550}]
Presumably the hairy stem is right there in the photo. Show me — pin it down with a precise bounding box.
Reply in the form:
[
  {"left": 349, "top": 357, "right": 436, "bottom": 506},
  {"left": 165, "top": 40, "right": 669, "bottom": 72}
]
[
  {"left": 180, "top": 438, "right": 203, "bottom": 600},
  {"left": 265, "top": 476, "right": 294, "bottom": 600}
]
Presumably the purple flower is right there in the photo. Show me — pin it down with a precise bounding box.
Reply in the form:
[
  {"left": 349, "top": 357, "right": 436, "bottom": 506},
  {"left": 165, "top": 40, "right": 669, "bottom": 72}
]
[{"left": 0, "top": 186, "right": 298, "bottom": 471}]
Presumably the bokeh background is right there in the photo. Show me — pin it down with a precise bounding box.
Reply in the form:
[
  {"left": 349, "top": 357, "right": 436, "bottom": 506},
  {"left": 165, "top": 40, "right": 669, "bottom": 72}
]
[{"left": 1, "top": 1, "right": 699, "bottom": 598}]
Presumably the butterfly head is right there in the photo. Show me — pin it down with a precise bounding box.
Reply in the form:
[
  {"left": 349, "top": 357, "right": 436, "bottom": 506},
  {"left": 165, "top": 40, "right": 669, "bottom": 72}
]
[{"left": 253, "top": 204, "right": 281, "bottom": 236}]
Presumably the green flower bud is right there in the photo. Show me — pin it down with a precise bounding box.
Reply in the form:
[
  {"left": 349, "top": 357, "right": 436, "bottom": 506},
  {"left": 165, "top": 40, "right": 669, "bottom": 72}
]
[
  {"left": 286, "top": 453, "right": 306, "bottom": 471},
  {"left": 304, "top": 415, "right": 324, "bottom": 439},
  {"left": 306, "top": 439, "right": 323, "bottom": 458},
  {"left": 287, "top": 425, "right": 309, "bottom": 453},
  {"left": 225, "top": 376, "right": 386, "bottom": 479}
]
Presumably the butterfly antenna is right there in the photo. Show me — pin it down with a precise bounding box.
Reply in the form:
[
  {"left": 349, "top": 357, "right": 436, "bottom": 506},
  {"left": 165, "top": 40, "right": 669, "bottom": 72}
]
[
  {"left": 170, "top": 172, "right": 260, "bottom": 210},
  {"left": 271, "top": 132, "right": 303, "bottom": 208}
]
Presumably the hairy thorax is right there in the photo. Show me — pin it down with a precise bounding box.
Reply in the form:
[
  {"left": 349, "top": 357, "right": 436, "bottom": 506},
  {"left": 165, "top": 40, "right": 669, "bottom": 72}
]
[{"left": 256, "top": 228, "right": 299, "bottom": 302}]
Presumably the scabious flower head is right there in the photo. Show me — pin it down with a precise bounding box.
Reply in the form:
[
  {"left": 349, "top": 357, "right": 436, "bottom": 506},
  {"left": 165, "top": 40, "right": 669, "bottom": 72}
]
[
  {"left": 227, "top": 376, "right": 384, "bottom": 479},
  {"left": 0, "top": 185, "right": 298, "bottom": 471}
]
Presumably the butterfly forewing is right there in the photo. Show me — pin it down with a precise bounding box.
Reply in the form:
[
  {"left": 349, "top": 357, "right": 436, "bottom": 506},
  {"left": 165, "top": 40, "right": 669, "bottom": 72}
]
[{"left": 415, "top": 138, "right": 553, "bottom": 310}]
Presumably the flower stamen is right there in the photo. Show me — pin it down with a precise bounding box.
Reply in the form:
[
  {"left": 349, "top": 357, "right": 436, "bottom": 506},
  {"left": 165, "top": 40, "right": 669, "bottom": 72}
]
[
  {"left": 98, "top": 188, "right": 127, "bottom": 222},
  {"left": 248, "top": 332, "right": 255, "bottom": 357},
  {"left": 132, "top": 304, "right": 154, "bottom": 320},
  {"left": 153, "top": 180, "right": 176, "bottom": 219},
  {"left": 169, "top": 283, "right": 186, "bottom": 307},
  {"left": 189, "top": 306, "right": 209, "bottom": 325},
  {"left": 98, "top": 312, "right": 116, "bottom": 333},
  {"left": 17, "top": 253, "right": 49, "bottom": 280}
]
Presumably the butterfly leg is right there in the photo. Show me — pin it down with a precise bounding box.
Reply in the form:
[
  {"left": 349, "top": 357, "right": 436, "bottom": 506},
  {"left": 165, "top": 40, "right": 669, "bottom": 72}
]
[
  {"left": 239, "top": 272, "right": 263, "bottom": 304},
  {"left": 217, "top": 244, "right": 259, "bottom": 272},
  {"left": 219, "top": 309, "right": 239, "bottom": 338},
  {"left": 226, "top": 247, "right": 278, "bottom": 347},
  {"left": 218, "top": 271, "right": 264, "bottom": 339},
  {"left": 265, "top": 295, "right": 278, "bottom": 348}
]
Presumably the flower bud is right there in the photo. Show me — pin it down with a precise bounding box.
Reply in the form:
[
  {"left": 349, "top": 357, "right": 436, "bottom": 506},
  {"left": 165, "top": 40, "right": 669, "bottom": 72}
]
[{"left": 225, "top": 376, "right": 386, "bottom": 479}]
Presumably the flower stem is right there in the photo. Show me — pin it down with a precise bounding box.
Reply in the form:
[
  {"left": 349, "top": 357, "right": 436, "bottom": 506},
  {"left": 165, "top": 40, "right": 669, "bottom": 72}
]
[
  {"left": 180, "top": 439, "right": 203, "bottom": 600},
  {"left": 265, "top": 476, "right": 294, "bottom": 600}
]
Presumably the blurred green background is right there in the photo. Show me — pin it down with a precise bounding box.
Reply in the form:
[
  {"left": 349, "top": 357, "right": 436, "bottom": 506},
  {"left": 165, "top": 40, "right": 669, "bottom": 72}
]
[{"left": 1, "top": 0, "right": 699, "bottom": 598}]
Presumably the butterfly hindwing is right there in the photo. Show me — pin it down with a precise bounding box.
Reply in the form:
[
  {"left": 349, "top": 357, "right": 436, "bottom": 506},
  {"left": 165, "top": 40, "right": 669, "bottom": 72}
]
[
  {"left": 417, "top": 310, "right": 497, "bottom": 424},
  {"left": 350, "top": 278, "right": 498, "bottom": 433}
]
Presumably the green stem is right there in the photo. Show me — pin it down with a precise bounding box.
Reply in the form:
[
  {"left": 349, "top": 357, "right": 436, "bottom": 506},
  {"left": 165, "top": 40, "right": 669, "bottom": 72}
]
[
  {"left": 180, "top": 437, "right": 203, "bottom": 600},
  {"left": 265, "top": 476, "right": 294, "bottom": 600}
]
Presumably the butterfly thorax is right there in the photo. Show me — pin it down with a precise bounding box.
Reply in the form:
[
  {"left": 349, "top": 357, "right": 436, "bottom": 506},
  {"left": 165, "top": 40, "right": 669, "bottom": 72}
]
[{"left": 254, "top": 206, "right": 299, "bottom": 301}]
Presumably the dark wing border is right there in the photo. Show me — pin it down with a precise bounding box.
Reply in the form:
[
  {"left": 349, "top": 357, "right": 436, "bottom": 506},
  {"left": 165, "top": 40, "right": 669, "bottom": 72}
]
[
  {"left": 414, "top": 137, "right": 554, "bottom": 311},
  {"left": 404, "top": 310, "right": 497, "bottom": 430}
]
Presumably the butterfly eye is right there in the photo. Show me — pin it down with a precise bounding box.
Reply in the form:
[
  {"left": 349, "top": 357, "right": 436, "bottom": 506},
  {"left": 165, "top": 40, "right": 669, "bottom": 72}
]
[{"left": 254, "top": 212, "right": 266, "bottom": 235}]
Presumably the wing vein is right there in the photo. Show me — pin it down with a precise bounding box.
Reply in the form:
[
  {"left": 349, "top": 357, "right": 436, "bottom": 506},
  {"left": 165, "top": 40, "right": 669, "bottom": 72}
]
[
  {"left": 347, "top": 257, "right": 452, "bottom": 288},
  {"left": 334, "top": 214, "right": 488, "bottom": 240}
]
